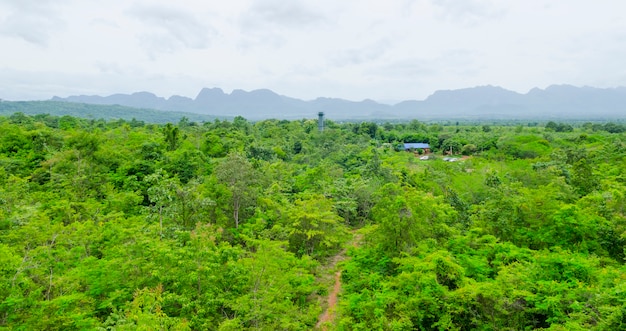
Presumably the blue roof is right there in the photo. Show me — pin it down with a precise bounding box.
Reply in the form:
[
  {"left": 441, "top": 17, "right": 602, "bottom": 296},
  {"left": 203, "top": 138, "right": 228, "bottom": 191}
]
[{"left": 404, "top": 143, "right": 430, "bottom": 149}]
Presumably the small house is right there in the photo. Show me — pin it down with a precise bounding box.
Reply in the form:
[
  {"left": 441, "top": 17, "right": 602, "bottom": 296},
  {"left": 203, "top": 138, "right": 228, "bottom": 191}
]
[{"left": 403, "top": 143, "right": 430, "bottom": 154}]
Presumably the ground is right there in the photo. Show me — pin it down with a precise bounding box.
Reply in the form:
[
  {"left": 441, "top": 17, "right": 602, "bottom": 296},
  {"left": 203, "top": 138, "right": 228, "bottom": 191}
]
[{"left": 316, "top": 231, "right": 362, "bottom": 330}]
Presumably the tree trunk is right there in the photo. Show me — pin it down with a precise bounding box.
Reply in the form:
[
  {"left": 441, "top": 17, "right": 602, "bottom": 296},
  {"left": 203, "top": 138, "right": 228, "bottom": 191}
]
[
  {"left": 159, "top": 205, "right": 163, "bottom": 240},
  {"left": 233, "top": 195, "right": 240, "bottom": 228}
]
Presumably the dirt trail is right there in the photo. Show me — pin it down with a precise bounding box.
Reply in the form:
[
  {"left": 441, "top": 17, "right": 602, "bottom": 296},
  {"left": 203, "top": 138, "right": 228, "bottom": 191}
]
[
  {"left": 316, "top": 270, "right": 342, "bottom": 330},
  {"left": 316, "top": 232, "right": 362, "bottom": 330}
]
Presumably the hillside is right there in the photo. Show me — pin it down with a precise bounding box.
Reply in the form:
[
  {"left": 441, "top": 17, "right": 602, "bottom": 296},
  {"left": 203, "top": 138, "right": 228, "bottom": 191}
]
[
  {"left": 1, "top": 114, "right": 625, "bottom": 330},
  {"left": 0, "top": 100, "right": 228, "bottom": 123}
]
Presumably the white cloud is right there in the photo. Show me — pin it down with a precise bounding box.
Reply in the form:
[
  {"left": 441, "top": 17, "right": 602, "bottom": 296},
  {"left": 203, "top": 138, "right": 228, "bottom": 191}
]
[
  {"left": 127, "top": 3, "right": 216, "bottom": 58},
  {"left": 237, "top": 0, "right": 330, "bottom": 51},
  {"left": 430, "top": 0, "right": 507, "bottom": 26},
  {"left": 1, "top": 0, "right": 626, "bottom": 101},
  {"left": 241, "top": 0, "right": 326, "bottom": 30},
  {"left": 0, "top": 0, "right": 66, "bottom": 46},
  {"left": 330, "top": 39, "right": 390, "bottom": 67}
]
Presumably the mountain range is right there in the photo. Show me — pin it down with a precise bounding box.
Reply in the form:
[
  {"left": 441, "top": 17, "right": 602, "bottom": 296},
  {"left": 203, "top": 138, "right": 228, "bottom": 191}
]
[{"left": 50, "top": 85, "right": 626, "bottom": 121}]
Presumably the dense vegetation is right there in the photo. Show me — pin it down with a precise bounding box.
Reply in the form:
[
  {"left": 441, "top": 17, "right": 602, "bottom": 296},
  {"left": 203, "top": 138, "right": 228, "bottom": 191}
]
[
  {"left": 0, "top": 101, "right": 224, "bottom": 124},
  {"left": 0, "top": 112, "right": 625, "bottom": 330}
]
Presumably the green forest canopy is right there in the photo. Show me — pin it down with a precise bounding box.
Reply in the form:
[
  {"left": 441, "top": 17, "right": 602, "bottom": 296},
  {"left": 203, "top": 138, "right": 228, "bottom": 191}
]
[
  {"left": 0, "top": 113, "right": 625, "bottom": 330},
  {"left": 0, "top": 101, "right": 227, "bottom": 124}
]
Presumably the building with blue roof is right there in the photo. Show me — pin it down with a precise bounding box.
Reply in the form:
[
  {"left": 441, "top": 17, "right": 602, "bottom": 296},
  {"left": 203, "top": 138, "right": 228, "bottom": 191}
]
[{"left": 403, "top": 143, "right": 431, "bottom": 153}]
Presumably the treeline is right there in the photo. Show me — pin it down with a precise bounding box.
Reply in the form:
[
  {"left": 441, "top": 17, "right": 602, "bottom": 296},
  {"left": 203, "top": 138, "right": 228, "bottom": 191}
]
[
  {"left": 0, "top": 101, "right": 224, "bottom": 124},
  {"left": 546, "top": 121, "right": 626, "bottom": 133},
  {"left": 0, "top": 113, "right": 625, "bottom": 330}
]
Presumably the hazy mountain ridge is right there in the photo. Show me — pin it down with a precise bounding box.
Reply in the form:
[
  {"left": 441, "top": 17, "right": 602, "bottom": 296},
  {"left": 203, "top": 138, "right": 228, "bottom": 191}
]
[{"left": 50, "top": 85, "right": 626, "bottom": 120}]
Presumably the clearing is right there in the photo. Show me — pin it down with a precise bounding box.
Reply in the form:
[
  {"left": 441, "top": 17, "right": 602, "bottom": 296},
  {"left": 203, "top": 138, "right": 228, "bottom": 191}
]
[{"left": 315, "top": 231, "right": 362, "bottom": 330}]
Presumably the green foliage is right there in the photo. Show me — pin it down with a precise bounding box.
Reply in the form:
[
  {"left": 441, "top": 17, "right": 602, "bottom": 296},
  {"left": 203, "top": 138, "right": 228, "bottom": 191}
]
[
  {"left": 285, "top": 194, "right": 349, "bottom": 258},
  {"left": 214, "top": 153, "right": 259, "bottom": 228},
  {"left": 372, "top": 183, "right": 458, "bottom": 255},
  {"left": 162, "top": 123, "right": 180, "bottom": 151},
  {"left": 1, "top": 113, "right": 625, "bottom": 330},
  {"left": 102, "top": 285, "right": 190, "bottom": 330},
  {"left": 0, "top": 101, "right": 225, "bottom": 123},
  {"left": 546, "top": 121, "right": 574, "bottom": 132}
]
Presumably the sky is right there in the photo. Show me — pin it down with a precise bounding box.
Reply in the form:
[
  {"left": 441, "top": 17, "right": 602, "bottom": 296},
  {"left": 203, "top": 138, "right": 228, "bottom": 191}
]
[{"left": 1, "top": 0, "right": 625, "bottom": 103}]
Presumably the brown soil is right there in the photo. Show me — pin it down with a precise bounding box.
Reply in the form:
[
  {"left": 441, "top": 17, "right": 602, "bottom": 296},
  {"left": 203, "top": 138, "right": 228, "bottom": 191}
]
[
  {"left": 316, "top": 270, "right": 342, "bottom": 330},
  {"left": 315, "top": 232, "right": 362, "bottom": 330}
]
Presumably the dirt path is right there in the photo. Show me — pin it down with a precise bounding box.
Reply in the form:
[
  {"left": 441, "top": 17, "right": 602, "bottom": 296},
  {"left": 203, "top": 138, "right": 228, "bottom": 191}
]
[
  {"left": 316, "top": 269, "right": 342, "bottom": 330},
  {"left": 316, "top": 232, "right": 362, "bottom": 330}
]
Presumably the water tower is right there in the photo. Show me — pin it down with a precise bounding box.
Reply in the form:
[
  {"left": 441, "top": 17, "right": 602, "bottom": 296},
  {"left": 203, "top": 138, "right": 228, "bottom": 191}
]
[{"left": 318, "top": 112, "right": 324, "bottom": 132}]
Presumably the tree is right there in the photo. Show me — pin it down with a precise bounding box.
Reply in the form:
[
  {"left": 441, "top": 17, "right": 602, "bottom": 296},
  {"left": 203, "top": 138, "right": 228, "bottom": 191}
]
[
  {"left": 215, "top": 153, "right": 258, "bottom": 228},
  {"left": 146, "top": 170, "right": 213, "bottom": 233},
  {"left": 545, "top": 121, "right": 558, "bottom": 131},
  {"left": 285, "top": 194, "right": 348, "bottom": 257},
  {"left": 202, "top": 132, "right": 226, "bottom": 157},
  {"left": 371, "top": 183, "right": 458, "bottom": 254},
  {"left": 223, "top": 239, "right": 318, "bottom": 330},
  {"left": 145, "top": 170, "right": 176, "bottom": 238},
  {"left": 102, "top": 285, "right": 190, "bottom": 330},
  {"left": 162, "top": 123, "right": 180, "bottom": 151},
  {"left": 358, "top": 122, "right": 378, "bottom": 139},
  {"left": 461, "top": 144, "right": 477, "bottom": 155},
  {"left": 571, "top": 158, "right": 599, "bottom": 196}
]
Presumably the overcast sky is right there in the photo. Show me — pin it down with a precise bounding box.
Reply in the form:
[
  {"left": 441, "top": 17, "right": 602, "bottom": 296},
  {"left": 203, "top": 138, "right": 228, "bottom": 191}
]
[{"left": 1, "top": 0, "right": 625, "bottom": 102}]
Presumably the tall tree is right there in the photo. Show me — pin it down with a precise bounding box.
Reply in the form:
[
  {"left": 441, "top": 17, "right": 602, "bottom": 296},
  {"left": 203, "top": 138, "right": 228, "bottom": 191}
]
[
  {"left": 215, "top": 153, "right": 258, "bottom": 228},
  {"left": 162, "top": 123, "right": 180, "bottom": 151}
]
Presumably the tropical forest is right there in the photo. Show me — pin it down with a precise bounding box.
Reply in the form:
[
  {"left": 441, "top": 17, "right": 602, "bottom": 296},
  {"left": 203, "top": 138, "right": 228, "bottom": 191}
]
[{"left": 1, "top": 112, "right": 626, "bottom": 330}]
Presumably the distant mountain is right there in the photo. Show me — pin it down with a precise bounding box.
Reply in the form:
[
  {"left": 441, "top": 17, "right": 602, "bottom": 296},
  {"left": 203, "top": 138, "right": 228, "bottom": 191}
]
[{"left": 50, "top": 85, "right": 626, "bottom": 120}]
